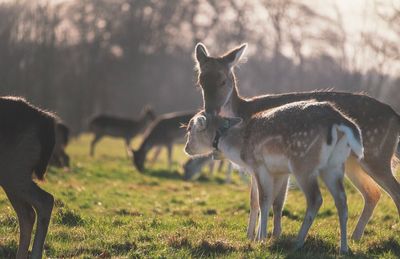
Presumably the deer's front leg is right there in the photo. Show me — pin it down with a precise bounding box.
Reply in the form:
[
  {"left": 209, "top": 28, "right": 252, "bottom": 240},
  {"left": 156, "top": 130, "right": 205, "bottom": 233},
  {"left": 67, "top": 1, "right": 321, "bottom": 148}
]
[
  {"left": 254, "top": 166, "right": 274, "bottom": 241},
  {"left": 247, "top": 175, "right": 259, "bottom": 240}
]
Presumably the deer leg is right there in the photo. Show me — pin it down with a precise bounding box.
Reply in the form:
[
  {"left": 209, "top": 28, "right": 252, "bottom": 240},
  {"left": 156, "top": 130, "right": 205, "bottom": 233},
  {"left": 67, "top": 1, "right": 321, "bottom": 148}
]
[
  {"left": 166, "top": 144, "right": 173, "bottom": 169},
  {"left": 361, "top": 158, "right": 400, "bottom": 215},
  {"left": 272, "top": 175, "right": 289, "bottom": 238},
  {"left": 294, "top": 173, "right": 322, "bottom": 249},
  {"left": 247, "top": 175, "right": 259, "bottom": 240},
  {"left": 208, "top": 160, "right": 215, "bottom": 176},
  {"left": 321, "top": 166, "right": 349, "bottom": 254},
  {"left": 21, "top": 182, "right": 54, "bottom": 259},
  {"left": 149, "top": 146, "right": 162, "bottom": 165},
  {"left": 225, "top": 162, "right": 233, "bottom": 183},
  {"left": 345, "top": 158, "right": 381, "bottom": 241},
  {"left": 124, "top": 138, "right": 132, "bottom": 158},
  {"left": 90, "top": 134, "right": 102, "bottom": 157},
  {"left": 5, "top": 189, "right": 35, "bottom": 259},
  {"left": 254, "top": 166, "right": 273, "bottom": 241}
]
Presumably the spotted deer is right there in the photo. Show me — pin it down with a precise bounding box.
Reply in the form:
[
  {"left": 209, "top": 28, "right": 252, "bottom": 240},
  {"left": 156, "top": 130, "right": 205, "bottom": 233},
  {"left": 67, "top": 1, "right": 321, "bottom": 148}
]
[
  {"left": 0, "top": 96, "right": 56, "bottom": 259},
  {"left": 89, "top": 106, "right": 156, "bottom": 156},
  {"left": 185, "top": 100, "right": 364, "bottom": 253},
  {"left": 194, "top": 43, "right": 400, "bottom": 240},
  {"left": 132, "top": 111, "right": 194, "bottom": 172}
]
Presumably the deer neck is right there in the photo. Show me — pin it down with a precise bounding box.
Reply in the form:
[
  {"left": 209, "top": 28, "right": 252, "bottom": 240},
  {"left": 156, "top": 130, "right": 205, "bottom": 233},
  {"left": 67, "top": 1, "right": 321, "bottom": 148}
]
[
  {"left": 220, "top": 76, "right": 246, "bottom": 118},
  {"left": 215, "top": 126, "right": 244, "bottom": 167}
]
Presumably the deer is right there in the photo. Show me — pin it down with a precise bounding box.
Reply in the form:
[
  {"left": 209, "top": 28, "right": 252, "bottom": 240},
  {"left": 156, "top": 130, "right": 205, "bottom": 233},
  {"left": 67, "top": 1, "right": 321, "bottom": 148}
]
[
  {"left": 184, "top": 100, "right": 364, "bottom": 253},
  {"left": 89, "top": 106, "right": 156, "bottom": 157},
  {"left": 132, "top": 111, "right": 195, "bottom": 172},
  {"left": 194, "top": 42, "right": 400, "bottom": 241},
  {"left": 0, "top": 96, "right": 56, "bottom": 259},
  {"left": 50, "top": 121, "right": 70, "bottom": 168},
  {"left": 183, "top": 153, "right": 233, "bottom": 182}
]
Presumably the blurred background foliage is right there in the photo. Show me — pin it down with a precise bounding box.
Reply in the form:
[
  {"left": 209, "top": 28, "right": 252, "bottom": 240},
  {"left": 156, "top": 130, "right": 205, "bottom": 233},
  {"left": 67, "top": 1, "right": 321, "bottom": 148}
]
[{"left": 0, "top": 0, "right": 399, "bottom": 132}]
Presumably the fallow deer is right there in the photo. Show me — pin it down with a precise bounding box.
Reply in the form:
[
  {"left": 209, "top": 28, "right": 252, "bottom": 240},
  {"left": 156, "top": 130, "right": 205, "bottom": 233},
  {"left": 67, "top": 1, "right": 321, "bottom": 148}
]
[
  {"left": 183, "top": 154, "right": 233, "bottom": 182},
  {"left": 0, "top": 96, "right": 56, "bottom": 259},
  {"left": 185, "top": 100, "right": 364, "bottom": 253},
  {"left": 194, "top": 43, "right": 400, "bottom": 240},
  {"left": 132, "top": 111, "right": 194, "bottom": 172},
  {"left": 50, "top": 121, "right": 70, "bottom": 168},
  {"left": 89, "top": 106, "right": 156, "bottom": 156}
]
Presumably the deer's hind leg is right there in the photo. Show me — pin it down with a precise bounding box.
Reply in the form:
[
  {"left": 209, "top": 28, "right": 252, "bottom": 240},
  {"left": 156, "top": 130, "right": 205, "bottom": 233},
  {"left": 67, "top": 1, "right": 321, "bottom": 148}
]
[
  {"left": 321, "top": 165, "right": 348, "bottom": 253},
  {"left": 4, "top": 188, "right": 35, "bottom": 259},
  {"left": 90, "top": 134, "right": 103, "bottom": 157},
  {"left": 345, "top": 157, "right": 381, "bottom": 241},
  {"left": 247, "top": 175, "right": 259, "bottom": 240},
  {"left": 293, "top": 172, "right": 322, "bottom": 249},
  {"left": 272, "top": 175, "right": 289, "bottom": 238},
  {"left": 18, "top": 181, "right": 54, "bottom": 259}
]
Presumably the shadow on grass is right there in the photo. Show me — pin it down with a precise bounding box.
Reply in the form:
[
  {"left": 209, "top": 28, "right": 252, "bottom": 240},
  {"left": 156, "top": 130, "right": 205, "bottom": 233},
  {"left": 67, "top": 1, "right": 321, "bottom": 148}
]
[
  {"left": 0, "top": 244, "right": 16, "bottom": 259},
  {"left": 367, "top": 238, "right": 400, "bottom": 257}
]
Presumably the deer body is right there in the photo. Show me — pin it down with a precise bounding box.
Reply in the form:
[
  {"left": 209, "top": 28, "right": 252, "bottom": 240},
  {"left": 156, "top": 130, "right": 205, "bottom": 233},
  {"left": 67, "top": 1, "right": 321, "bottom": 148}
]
[
  {"left": 185, "top": 101, "right": 363, "bottom": 252},
  {"left": 89, "top": 107, "right": 155, "bottom": 156},
  {"left": 0, "top": 96, "right": 56, "bottom": 259},
  {"left": 132, "top": 111, "right": 194, "bottom": 172},
  {"left": 194, "top": 43, "right": 400, "bottom": 240}
]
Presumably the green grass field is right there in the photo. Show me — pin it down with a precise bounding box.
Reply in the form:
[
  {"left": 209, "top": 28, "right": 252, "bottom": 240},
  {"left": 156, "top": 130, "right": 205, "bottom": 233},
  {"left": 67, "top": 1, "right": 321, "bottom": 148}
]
[{"left": 0, "top": 134, "right": 399, "bottom": 258}]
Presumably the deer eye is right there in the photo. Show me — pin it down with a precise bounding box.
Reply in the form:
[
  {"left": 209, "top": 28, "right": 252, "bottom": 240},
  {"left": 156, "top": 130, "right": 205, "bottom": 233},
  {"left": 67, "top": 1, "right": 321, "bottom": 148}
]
[{"left": 220, "top": 80, "right": 226, "bottom": 86}]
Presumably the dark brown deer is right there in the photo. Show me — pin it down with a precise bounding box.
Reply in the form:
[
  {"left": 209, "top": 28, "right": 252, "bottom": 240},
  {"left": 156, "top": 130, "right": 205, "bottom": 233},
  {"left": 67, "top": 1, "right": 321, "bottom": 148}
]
[
  {"left": 132, "top": 111, "right": 194, "bottom": 172},
  {"left": 194, "top": 43, "right": 400, "bottom": 241},
  {"left": 89, "top": 106, "right": 156, "bottom": 156},
  {"left": 0, "top": 96, "right": 56, "bottom": 259},
  {"left": 50, "top": 121, "right": 70, "bottom": 168}
]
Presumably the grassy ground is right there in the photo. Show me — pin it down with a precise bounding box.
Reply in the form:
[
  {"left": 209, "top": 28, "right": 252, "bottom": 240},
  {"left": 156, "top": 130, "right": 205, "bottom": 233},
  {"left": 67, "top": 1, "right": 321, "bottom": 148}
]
[{"left": 0, "top": 134, "right": 399, "bottom": 258}]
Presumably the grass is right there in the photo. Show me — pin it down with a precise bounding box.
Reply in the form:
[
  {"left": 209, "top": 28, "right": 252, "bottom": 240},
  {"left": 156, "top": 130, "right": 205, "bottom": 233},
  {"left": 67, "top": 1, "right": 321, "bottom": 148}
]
[{"left": 0, "top": 134, "right": 399, "bottom": 258}]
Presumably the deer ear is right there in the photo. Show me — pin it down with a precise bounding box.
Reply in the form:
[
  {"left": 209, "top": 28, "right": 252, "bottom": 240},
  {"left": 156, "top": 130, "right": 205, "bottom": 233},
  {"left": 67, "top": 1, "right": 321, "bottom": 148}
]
[
  {"left": 222, "top": 117, "right": 243, "bottom": 129},
  {"left": 195, "top": 43, "right": 209, "bottom": 64},
  {"left": 222, "top": 43, "right": 247, "bottom": 68}
]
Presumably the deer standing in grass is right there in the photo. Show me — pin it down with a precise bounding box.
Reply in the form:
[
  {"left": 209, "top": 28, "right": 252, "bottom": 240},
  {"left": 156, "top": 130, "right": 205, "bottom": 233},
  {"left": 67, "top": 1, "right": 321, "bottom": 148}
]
[
  {"left": 50, "top": 121, "right": 70, "bottom": 168},
  {"left": 194, "top": 43, "right": 400, "bottom": 241},
  {"left": 0, "top": 96, "right": 56, "bottom": 259},
  {"left": 185, "top": 100, "right": 364, "bottom": 253},
  {"left": 89, "top": 106, "right": 156, "bottom": 156},
  {"left": 132, "top": 111, "right": 194, "bottom": 172}
]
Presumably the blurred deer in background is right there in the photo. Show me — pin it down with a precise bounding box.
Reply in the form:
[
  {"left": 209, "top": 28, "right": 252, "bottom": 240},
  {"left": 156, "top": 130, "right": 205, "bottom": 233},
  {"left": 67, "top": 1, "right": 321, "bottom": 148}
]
[
  {"left": 0, "top": 96, "right": 56, "bottom": 259},
  {"left": 89, "top": 106, "right": 156, "bottom": 157},
  {"left": 132, "top": 111, "right": 194, "bottom": 172},
  {"left": 183, "top": 154, "right": 234, "bottom": 182}
]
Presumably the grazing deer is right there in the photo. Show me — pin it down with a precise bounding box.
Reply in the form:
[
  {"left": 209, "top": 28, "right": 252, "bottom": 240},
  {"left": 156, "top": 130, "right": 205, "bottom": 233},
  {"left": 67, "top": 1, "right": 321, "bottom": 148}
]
[
  {"left": 0, "top": 96, "right": 56, "bottom": 259},
  {"left": 50, "top": 121, "right": 70, "bottom": 168},
  {"left": 89, "top": 106, "right": 156, "bottom": 156},
  {"left": 194, "top": 43, "right": 400, "bottom": 240},
  {"left": 185, "top": 100, "right": 364, "bottom": 253},
  {"left": 132, "top": 111, "right": 195, "bottom": 172},
  {"left": 183, "top": 154, "right": 233, "bottom": 182}
]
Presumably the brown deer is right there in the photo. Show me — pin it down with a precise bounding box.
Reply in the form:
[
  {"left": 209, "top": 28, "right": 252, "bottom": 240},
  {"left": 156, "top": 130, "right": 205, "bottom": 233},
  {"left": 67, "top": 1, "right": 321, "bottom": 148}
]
[
  {"left": 50, "top": 121, "right": 70, "bottom": 168},
  {"left": 0, "top": 96, "right": 56, "bottom": 259},
  {"left": 132, "top": 111, "right": 195, "bottom": 172},
  {"left": 194, "top": 43, "right": 400, "bottom": 241},
  {"left": 89, "top": 106, "right": 156, "bottom": 156},
  {"left": 185, "top": 100, "right": 364, "bottom": 253}
]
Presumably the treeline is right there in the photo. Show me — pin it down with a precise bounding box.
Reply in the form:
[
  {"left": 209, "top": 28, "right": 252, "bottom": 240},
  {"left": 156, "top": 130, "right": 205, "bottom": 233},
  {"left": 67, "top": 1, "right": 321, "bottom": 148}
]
[{"left": 0, "top": 0, "right": 399, "bottom": 132}]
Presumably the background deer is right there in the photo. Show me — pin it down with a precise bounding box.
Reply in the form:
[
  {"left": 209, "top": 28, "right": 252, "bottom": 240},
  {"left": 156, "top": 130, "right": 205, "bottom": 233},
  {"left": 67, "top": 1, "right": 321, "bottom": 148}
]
[
  {"left": 0, "top": 96, "right": 56, "bottom": 259},
  {"left": 185, "top": 100, "right": 364, "bottom": 253},
  {"left": 183, "top": 154, "right": 233, "bottom": 182},
  {"left": 50, "top": 121, "right": 70, "bottom": 168},
  {"left": 89, "top": 106, "right": 156, "bottom": 156},
  {"left": 194, "top": 42, "right": 400, "bottom": 240},
  {"left": 132, "top": 111, "right": 194, "bottom": 172}
]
